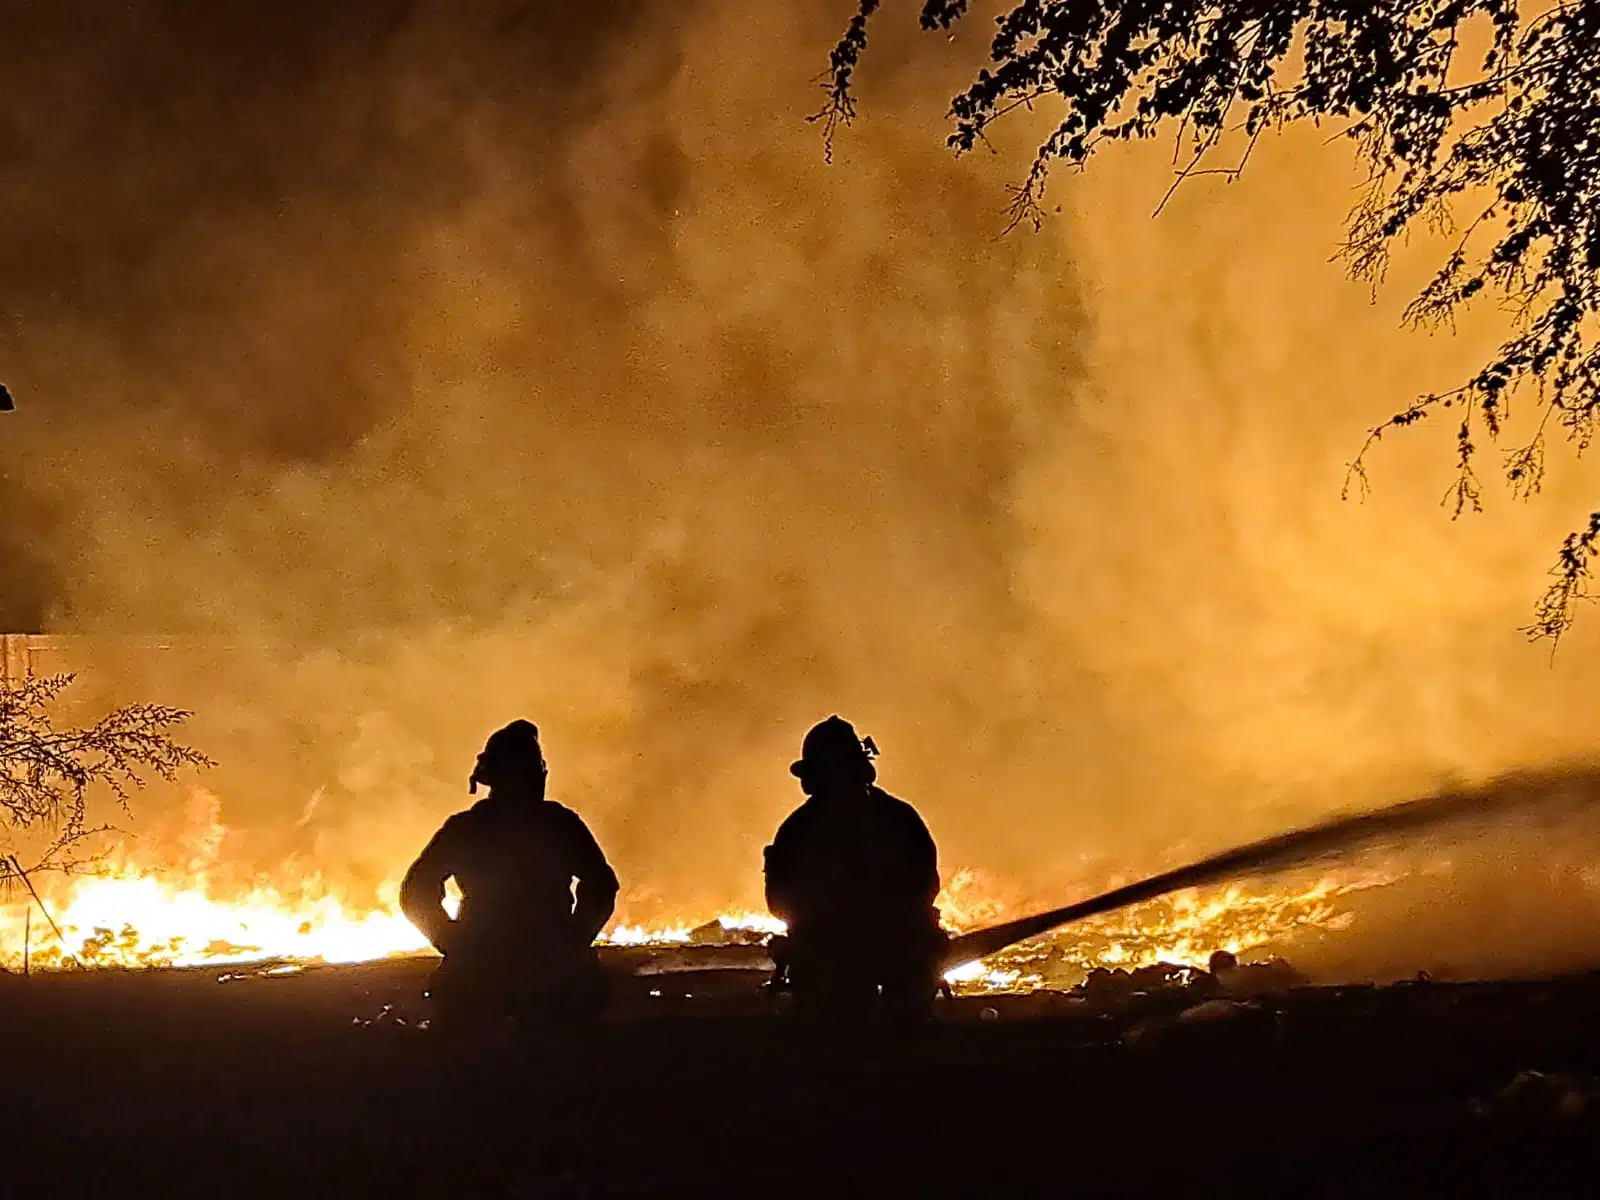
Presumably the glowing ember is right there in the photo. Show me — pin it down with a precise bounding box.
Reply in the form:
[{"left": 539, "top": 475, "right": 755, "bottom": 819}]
[
  {"left": 598, "top": 912, "right": 787, "bottom": 947},
  {"left": 943, "top": 960, "right": 1023, "bottom": 990}
]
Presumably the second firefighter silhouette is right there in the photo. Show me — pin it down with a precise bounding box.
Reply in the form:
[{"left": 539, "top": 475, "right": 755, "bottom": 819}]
[
  {"left": 764, "top": 716, "right": 946, "bottom": 1019},
  {"left": 400, "top": 720, "right": 620, "bottom": 1029}
]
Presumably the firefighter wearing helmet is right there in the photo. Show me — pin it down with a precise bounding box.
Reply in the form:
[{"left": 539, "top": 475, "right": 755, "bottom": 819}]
[
  {"left": 763, "top": 716, "right": 946, "bottom": 1021},
  {"left": 401, "top": 720, "right": 620, "bottom": 1030}
]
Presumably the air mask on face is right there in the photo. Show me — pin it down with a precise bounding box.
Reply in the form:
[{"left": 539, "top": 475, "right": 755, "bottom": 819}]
[{"left": 468, "top": 720, "right": 546, "bottom": 795}]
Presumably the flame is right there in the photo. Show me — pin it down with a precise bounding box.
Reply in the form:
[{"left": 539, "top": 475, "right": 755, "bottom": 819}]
[
  {"left": 959, "top": 869, "right": 1401, "bottom": 992},
  {"left": 0, "top": 867, "right": 798, "bottom": 971},
  {"left": 0, "top": 779, "right": 1407, "bottom": 987},
  {"left": 0, "top": 866, "right": 431, "bottom": 969},
  {"left": 0, "top": 855, "right": 1392, "bottom": 993}
]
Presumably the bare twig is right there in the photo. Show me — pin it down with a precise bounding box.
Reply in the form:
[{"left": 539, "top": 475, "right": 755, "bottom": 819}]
[
  {"left": 1, "top": 672, "right": 212, "bottom": 859},
  {"left": 9, "top": 854, "right": 78, "bottom": 968}
]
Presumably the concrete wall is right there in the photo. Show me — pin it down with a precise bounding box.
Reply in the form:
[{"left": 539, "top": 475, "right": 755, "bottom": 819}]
[
  {"left": 1, "top": 633, "right": 67, "bottom": 683},
  {"left": 0, "top": 634, "right": 248, "bottom": 716}
]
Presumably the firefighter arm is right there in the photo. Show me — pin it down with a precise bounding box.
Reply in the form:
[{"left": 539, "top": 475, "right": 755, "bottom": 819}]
[
  {"left": 569, "top": 822, "right": 620, "bottom": 942},
  {"left": 572, "top": 864, "right": 619, "bottom": 943},
  {"left": 762, "top": 841, "right": 795, "bottom": 924},
  {"left": 399, "top": 821, "right": 461, "bottom": 954},
  {"left": 910, "top": 813, "right": 941, "bottom": 910}
]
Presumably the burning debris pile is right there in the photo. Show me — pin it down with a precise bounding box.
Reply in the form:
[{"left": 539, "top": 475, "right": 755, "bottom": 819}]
[
  {"left": 945, "top": 873, "right": 1389, "bottom": 994},
  {"left": 0, "top": 854, "right": 1376, "bottom": 994},
  {"left": 23, "top": 764, "right": 1594, "bottom": 985},
  {"left": 0, "top": 866, "right": 432, "bottom": 971}
]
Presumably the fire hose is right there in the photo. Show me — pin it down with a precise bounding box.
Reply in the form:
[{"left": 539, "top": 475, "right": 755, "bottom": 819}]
[
  {"left": 762, "top": 773, "right": 1581, "bottom": 989},
  {"left": 938, "top": 772, "right": 1590, "bottom": 972}
]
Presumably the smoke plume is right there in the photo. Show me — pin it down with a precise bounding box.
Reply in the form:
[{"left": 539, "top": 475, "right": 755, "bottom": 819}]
[{"left": 3, "top": 0, "right": 1598, "bottom": 970}]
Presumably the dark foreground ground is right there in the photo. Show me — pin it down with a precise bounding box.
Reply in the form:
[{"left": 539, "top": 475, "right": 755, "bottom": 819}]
[{"left": 2, "top": 951, "right": 1599, "bottom": 1198}]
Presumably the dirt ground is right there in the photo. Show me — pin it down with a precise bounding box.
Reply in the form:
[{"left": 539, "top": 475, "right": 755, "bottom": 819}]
[{"left": 2, "top": 954, "right": 1598, "bottom": 1198}]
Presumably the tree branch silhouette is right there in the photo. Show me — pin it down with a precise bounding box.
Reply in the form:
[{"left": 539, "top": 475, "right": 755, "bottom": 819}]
[
  {"left": 822, "top": 0, "right": 1600, "bottom": 644},
  {"left": 0, "top": 672, "right": 213, "bottom": 880}
]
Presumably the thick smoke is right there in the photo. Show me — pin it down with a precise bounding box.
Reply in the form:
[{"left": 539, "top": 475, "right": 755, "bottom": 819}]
[{"left": 3, "top": 0, "right": 1599, "bottom": 969}]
